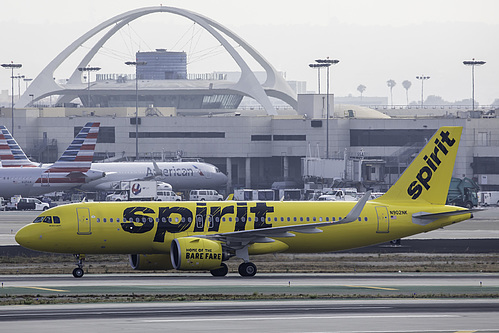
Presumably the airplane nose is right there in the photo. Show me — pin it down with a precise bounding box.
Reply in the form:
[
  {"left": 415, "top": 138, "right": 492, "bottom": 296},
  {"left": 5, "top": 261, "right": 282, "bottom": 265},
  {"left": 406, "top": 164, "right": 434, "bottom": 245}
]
[
  {"left": 15, "top": 225, "right": 37, "bottom": 249},
  {"left": 15, "top": 227, "right": 28, "bottom": 247}
]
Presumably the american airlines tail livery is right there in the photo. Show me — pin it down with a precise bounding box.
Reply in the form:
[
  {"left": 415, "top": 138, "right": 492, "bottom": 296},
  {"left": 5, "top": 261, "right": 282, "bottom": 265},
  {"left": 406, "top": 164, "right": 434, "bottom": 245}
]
[
  {"left": 0, "top": 122, "right": 105, "bottom": 197},
  {"left": 16, "top": 127, "right": 474, "bottom": 278}
]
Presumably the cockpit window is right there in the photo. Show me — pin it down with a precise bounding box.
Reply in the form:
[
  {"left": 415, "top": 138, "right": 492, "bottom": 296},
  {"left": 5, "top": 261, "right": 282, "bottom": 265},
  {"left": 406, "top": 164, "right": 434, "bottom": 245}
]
[
  {"left": 33, "top": 216, "right": 61, "bottom": 224},
  {"left": 33, "top": 216, "right": 45, "bottom": 223}
]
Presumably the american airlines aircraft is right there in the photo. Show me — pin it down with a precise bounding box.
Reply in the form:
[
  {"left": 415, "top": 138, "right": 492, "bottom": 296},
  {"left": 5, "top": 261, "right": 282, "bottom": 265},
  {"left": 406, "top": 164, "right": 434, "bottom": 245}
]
[
  {"left": 0, "top": 122, "right": 105, "bottom": 198},
  {"left": 80, "top": 160, "right": 228, "bottom": 191},
  {"left": 1, "top": 124, "right": 227, "bottom": 193}
]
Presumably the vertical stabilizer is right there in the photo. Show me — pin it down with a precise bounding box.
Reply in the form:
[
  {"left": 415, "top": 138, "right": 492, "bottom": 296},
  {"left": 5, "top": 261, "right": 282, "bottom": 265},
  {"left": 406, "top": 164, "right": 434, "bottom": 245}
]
[
  {"left": 373, "top": 126, "right": 462, "bottom": 205},
  {"left": 49, "top": 122, "right": 100, "bottom": 172},
  {"left": 0, "top": 125, "right": 39, "bottom": 167}
]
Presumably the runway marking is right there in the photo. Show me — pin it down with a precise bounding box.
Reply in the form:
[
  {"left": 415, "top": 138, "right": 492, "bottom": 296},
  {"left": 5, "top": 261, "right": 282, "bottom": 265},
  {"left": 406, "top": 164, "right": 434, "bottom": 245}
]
[
  {"left": 143, "top": 314, "right": 458, "bottom": 323},
  {"left": 344, "top": 285, "right": 398, "bottom": 291},
  {"left": 15, "top": 286, "right": 69, "bottom": 292}
]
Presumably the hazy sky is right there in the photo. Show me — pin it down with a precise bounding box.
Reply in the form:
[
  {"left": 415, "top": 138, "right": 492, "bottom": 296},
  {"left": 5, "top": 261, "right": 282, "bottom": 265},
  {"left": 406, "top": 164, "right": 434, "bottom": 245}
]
[{"left": 1, "top": 0, "right": 498, "bottom": 105}]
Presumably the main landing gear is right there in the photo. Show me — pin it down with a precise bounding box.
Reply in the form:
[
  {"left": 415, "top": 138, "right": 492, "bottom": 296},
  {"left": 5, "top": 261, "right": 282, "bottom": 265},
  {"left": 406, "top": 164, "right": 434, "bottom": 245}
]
[
  {"left": 73, "top": 254, "right": 85, "bottom": 278},
  {"left": 209, "top": 261, "right": 257, "bottom": 277},
  {"left": 238, "top": 262, "right": 257, "bottom": 277}
]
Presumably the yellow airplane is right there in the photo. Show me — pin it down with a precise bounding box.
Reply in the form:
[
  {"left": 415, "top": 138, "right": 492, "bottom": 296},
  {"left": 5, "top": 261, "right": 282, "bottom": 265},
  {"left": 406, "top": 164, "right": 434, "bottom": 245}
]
[{"left": 16, "top": 126, "right": 473, "bottom": 278}]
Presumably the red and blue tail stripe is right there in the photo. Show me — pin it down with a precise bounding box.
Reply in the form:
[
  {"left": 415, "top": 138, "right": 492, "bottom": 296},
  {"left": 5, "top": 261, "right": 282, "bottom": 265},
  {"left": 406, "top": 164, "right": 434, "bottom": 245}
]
[{"left": 0, "top": 125, "right": 38, "bottom": 167}]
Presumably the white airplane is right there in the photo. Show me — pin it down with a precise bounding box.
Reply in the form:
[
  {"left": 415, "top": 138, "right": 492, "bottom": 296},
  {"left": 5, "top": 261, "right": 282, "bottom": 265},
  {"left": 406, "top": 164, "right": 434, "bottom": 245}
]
[
  {"left": 80, "top": 160, "right": 228, "bottom": 191},
  {"left": 0, "top": 122, "right": 105, "bottom": 198},
  {"left": 0, "top": 125, "right": 228, "bottom": 193}
]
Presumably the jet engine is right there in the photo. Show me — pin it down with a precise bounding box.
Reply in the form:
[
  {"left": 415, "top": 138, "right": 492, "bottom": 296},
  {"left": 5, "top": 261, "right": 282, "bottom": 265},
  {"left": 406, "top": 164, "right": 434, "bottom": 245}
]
[
  {"left": 129, "top": 254, "right": 174, "bottom": 271},
  {"left": 170, "top": 237, "right": 226, "bottom": 271}
]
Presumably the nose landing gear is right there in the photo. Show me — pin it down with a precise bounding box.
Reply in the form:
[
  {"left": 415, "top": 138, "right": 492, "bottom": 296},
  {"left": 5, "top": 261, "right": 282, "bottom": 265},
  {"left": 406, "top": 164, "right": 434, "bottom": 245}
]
[{"left": 72, "top": 254, "right": 85, "bottom": 278}]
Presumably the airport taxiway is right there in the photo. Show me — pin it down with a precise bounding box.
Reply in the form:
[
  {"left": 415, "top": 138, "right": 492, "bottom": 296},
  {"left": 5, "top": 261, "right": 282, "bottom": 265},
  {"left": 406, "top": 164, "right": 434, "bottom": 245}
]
[
  {"left": 1, "top": 272, "right": 499, "bottom": 297},
  {"left": 1, "top": 299, "right": 499, "bottom": 332}
]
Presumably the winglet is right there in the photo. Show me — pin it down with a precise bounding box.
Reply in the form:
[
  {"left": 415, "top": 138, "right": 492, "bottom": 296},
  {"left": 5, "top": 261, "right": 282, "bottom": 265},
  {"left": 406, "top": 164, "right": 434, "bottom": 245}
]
[{"left": 334, "top": 190, "right": 371, "bottom": 224}]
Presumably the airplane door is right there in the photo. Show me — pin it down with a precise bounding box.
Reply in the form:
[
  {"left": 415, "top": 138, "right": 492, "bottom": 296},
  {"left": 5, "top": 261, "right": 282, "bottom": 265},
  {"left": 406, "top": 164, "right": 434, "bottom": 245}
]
[
  {"left": 76, "top": 208, "right": 91, "bottom": 235},
  {"left": 375, "top": 206, "right": 389, "bottom": 233},
  {"left": 40, "top": 172, "right": 50, "bottom": 187}
]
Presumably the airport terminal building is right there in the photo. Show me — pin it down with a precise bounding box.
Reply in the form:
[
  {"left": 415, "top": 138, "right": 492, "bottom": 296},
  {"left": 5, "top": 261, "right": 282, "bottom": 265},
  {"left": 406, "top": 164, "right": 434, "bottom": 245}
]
[
  {"left": 2, "top": 6, "right": 499, "bottom": 195},
  {"left": 1, "top": 104, "right": 498, "bottom": 195}
]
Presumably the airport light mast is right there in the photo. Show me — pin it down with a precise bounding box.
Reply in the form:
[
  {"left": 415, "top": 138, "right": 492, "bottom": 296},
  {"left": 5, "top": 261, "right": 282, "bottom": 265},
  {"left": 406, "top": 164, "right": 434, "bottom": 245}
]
[
  {"left": 1, "top": 62, "right": 22, "bottom": 135},
  {"left": 125, "top": 60, "right": 147, "bottom": 160},
  {"left": 416, "top": 75, "right": 430, "bottom": 107},
  {"left": 77, "top": 66, "right": 101, "bottom": 107},
  {"left": 463, "top": 58, "right": 486, "bottom": 112},
  {"left": 311, "top": 58, "right": 339, "bottom": 159}
]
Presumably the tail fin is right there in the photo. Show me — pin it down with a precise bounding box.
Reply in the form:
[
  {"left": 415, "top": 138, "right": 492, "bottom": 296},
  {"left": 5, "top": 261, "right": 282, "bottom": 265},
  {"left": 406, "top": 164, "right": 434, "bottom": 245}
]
[
  {"left": 48, "top": 122, "right": 100, "bottom": 172},
  {"left": 373, "top": 126, "right": 462, "bottom": 205},
  {"left": 0, "top": 125, "right": 39, "bottom": 167}
]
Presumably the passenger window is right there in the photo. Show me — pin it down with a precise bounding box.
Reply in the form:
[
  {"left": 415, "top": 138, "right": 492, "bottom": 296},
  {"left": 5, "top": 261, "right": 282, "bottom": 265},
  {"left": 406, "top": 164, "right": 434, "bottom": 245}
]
[
  {"left": 306, "top": 217, "right": 310, "bottom": 222},
  {"left": 287, "top": 217, "right": 290, "bottom": 222},
  {"left": 103, "top": 218, "right": 107, "bottom": 223},
  {"left": 300, "top": 217, "right": 303, "bottom": 222},
  {"left": 313, "top": 217, "right": 316, "bottom": 221},
  {"left": 97, "top": 218, "right": 101, "bottom": 223},
  {"left": 110, "top": 218, "right": 113, "bottom": 223}
]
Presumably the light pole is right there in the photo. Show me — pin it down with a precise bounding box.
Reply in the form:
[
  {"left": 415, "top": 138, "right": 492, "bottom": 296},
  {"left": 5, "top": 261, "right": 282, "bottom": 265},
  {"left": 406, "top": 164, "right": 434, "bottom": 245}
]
[
  {"left": 309, "top": 63, "right": 324, "bottom": 94},
  {"left": 1, "top": 62, "right": 22, "bottom": 135},
  {"left": 77, "top": 66, "right": 101, "bottom": 107},
  {"left": 416, "top": 75, "right": 430, "bottom": 107},
  {"left": 12, "top": 75, "right": 25, "bottom": 99},
  {"left": 463, "top": 58, "right": 486, "bottom": 111},
  {"left": 313, "top": 58, "right": 339, "bottom": 159},
  {"left": 125, "top": 61, "right": 147, "bottom": 160}
]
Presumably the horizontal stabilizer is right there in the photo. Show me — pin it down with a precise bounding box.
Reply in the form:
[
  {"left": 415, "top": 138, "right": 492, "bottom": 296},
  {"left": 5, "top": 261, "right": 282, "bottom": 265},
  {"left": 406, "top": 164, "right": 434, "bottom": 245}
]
[{"left": 412, "top": 209, "right": 476, "bottom": 226}]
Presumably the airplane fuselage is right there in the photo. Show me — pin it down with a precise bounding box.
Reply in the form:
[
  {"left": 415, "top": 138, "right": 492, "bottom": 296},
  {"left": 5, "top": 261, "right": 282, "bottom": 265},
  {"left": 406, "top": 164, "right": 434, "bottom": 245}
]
[
  {"left": 81, "top": 161, "right": 227, "bottom": 191},
  {"left": 15, "top": 200, "right": 470, "bottom": 255},
  {"left": 0, "top": 167, "right": 90, "bottom": 198}
]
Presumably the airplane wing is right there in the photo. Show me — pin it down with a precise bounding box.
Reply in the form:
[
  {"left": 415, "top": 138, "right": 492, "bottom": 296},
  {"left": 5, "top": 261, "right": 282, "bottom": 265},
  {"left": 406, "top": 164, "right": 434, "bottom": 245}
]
[{"left": 202, "top": 191, "right": 371, "bottom": 245}]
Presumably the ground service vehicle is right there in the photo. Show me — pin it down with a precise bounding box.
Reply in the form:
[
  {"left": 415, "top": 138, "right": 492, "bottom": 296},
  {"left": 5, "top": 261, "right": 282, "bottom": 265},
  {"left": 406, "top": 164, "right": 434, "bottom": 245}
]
[
  {"left": 446, "top": 177, "right": 479, "bottom": 208},
  {"left": 16, "top": 127, "right": 475, "bottom": 278},
  {"left": 189, "top": 189, "right": 223, "bottom": 201},
  {"left": 8, "top": 197, "right": 49, "bottom": 211}
]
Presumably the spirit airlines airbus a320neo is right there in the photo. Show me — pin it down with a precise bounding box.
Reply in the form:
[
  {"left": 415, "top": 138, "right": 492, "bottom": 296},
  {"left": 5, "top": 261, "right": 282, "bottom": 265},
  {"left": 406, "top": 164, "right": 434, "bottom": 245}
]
[{"left": 16, "top": 126, "right": 474, "bottom": 278}]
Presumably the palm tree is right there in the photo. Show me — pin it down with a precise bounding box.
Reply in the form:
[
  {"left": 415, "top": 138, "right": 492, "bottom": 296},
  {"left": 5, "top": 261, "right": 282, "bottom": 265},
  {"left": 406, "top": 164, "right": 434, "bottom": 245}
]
[
  {"left": 357, "top": 84, "right": 366, "bottom": 101},
  {"left": 387, "top": 79, "right": 396, "bottom": 107},
  {"left": 402, "top": 80, "right": 412, "bottom": 106}
]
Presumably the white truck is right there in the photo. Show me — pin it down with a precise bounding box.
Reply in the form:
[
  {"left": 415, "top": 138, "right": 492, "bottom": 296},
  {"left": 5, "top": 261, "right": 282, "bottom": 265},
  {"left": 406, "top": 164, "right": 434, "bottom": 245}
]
[
  {"left": 479, "top": 191, "right": 499, "bottom": 206},
  {"left": 318, "top": 188, "right": 358, "bottom": 201},
  {"left": 106, "top": 181, "right": 180, "bottom": 201}
]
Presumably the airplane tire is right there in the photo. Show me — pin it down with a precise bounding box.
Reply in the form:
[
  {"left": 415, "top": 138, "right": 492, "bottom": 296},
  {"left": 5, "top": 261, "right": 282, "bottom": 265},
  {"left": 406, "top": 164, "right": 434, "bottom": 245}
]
[
  {"left": 210, "top": 263, "right": 228, "bottom": 277},
  {"left": 72, "top": 267, "right": 84, "bottom": 278},
  {"left": 238, "top": 262, "right": 257, "bottom": 277}
]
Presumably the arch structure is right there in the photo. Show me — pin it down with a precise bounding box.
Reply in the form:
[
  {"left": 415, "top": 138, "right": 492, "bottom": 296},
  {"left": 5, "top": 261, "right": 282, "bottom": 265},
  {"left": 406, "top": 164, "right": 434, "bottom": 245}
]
[{"left": 16, "top": 6, "right": 297, "bottom": 115}]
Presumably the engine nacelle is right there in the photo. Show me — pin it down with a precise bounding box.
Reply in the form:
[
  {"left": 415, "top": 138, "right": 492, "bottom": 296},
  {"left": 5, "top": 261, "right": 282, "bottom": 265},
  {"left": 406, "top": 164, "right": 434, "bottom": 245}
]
[
  {"left": 129, "top": 254, "right": 174, "bottom": 271},
  {"left": 171, "top": 237, "right": 223, "bottom": 270}
]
